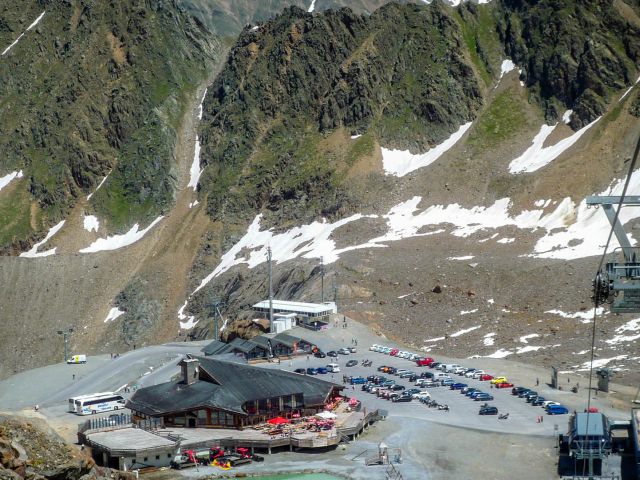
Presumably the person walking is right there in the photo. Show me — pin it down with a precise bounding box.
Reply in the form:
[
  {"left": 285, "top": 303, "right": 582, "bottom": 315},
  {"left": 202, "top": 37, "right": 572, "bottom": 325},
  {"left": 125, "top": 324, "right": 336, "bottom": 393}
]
[
  {"left": 536, "top": 378, "right": 539, "bottom": 386},
  {"left": 72, "top": 374, "right": 75, "bottom": 380}
]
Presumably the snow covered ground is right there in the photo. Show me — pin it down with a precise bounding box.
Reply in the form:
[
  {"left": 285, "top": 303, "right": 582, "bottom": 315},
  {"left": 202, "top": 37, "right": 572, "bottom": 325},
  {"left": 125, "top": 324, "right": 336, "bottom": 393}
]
[
  {"left": 508, "top": 113, "right": 601, "bottom": 174},
  {"left": 104, "top": 307, "right": 125, "bottom": 323},
  {"left": 79, "top": 216, "right": 163, "bottom": 253},
  {"left": 19, "top": 220, "right": 65, "bottom": 258},
  {"left": 381, "top": 122, "right": 473, "bottom": 177},
  {"left": 0, "top": 171, "right": 23, "bottom": 192},
  {"left": 87, "top": 172, "right": 110, "bottom": 200},
  {"left": 1, "top": 11, "right": 45, "bottom": 56},
  {"left": 83, "top": 215, "right": 99, "bottom": 233}
]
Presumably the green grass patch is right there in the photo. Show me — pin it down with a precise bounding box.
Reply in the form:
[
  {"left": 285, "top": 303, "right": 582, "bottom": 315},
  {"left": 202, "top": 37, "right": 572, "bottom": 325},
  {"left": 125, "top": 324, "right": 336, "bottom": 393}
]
[
  {"left": 0, "top": 183, "right": 37, "bottom": 247},
  {"left": 467, "top": 88, "right": 527, "bottom": 150},
  {"left": 346, "top": 132, "right": 375, "bottom": 166}
]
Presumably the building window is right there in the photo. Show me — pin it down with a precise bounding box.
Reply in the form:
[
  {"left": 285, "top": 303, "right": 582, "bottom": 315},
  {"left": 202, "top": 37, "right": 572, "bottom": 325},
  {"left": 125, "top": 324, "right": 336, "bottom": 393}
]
[
  {"left": 167, "top": 453, "right": 172, "bottom": 458},
  {"left": 143, "top": 457, "right": 148, "bottom": 462},
  {"left": 155, "top": 455, "right": 160, "bottom": 460}
]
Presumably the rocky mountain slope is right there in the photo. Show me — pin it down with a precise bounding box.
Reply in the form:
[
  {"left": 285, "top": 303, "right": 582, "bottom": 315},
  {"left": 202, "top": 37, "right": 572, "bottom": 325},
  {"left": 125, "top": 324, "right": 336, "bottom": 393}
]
[
  {"left": 0, "top": 0, "right": 218, "bottom": 252},
  {"left": 2, "top": 0, "right": 640, "bottom": 386},
  {"left": 0, "top": 415, "right": 133, "bottom": 479}
]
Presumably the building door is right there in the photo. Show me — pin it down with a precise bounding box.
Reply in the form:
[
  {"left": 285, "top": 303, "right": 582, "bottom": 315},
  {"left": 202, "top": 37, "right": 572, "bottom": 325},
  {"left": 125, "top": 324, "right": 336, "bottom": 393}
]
[{"left": 188, "top": 417, "right": 196, "bottom": 428}]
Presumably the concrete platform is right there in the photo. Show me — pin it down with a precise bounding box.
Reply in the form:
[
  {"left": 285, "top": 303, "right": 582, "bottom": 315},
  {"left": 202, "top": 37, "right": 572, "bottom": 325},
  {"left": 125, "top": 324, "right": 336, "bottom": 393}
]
[{"left": 87, "top": 427, "right": 175, "bottom": 452}]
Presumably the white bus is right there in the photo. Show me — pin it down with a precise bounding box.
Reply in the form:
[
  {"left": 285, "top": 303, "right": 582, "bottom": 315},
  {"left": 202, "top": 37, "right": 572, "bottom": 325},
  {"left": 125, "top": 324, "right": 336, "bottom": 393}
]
[
  {"left": 68, "top": 392, "right": 114, "bottom": 413},
  {"left": 73, "top": 393, "right": 126, "bottom": 415}
]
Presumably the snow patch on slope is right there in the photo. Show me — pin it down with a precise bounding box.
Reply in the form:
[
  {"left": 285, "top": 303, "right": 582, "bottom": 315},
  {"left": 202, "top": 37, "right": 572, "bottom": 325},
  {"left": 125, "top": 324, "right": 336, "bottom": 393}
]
[
  {"left": 83, "top": 215, "right": 99, "bottom": 233},
  {"left": 19, "top": 220, "right": 65, "bottom": 258},
  {"left": 178, "top": 301, "right": 198, "bottom": 330},
  {"left": 2, "top": 11, "right": 45, "bottom": 56},
  {"left": 0, "top": 170, "right": 23, "bottom": 192},
  {"left": 87, "top": 172, "right": 110, "bottom": 200},
  {"left": 545, "top": 308, "right": 603, "bottom": 323},
  {"left": 104, "top": 307, "right": 125, "bottom": 323},
  {"left": 188, "top": 136, "right": 202, "bottom": 191},
  {"left": 382, "top": 122, "right": 472, "bottom": 177},
  {"left": 79, "top": 216, "right": 163, "bottom": 253},
  {"left": 508, "top": 115, "right": 600, "bottom": 174},
  {"left": 308, "top": 0, "right": 316, "bottom": 12},
  {"left": 450, "top": 325, "right": 481, "bottom": 337}
]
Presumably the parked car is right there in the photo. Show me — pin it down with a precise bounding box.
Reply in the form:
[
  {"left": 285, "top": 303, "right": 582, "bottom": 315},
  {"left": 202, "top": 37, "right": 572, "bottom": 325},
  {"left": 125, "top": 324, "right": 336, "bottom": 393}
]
[
  {"left": 479, "top": 374, "right": 494, "bottom": 381},
  {"left": 450, "top": 383, "right": 467, "bottom": 390},
  {"left": 452, "top": 366, "right": 467, "bottom": 375},
  {"left": 350, "top": 376, "right": 367, "bottom": 384},
  {"left": 512, "top": 386, "right": 529, "bottom": 396},
  {"left": 423, "top": 381, "right": 440, "bottom": 388},
  {"left": 479, "top": 406, "right": 499, "bottom": 415},
  {"left": 326, "top": 363, "right": 340, "bottom": 373},
  {"left": 399, "top": 371, "right": 416, "bottom": 378},
  {"left": 377, "top": 366, "right": 389, "bottom": 372},
  {"left": 405, "top": 388, "right": 421, "bottom": 396},
  {"left": 531, "top": 396, "right": 546, "bottom": 406},
  {"left": 419, "top": 371, "right": 434, "bottom": 379},
  {"left": 464, "top": 369, "right": 477, "bottom": 377},
  {"left": 474, "top": 393, "right": 494, "bottom": 401},
  {"left": 327, "top": 351, "right": 338, "bottom": 357},
  {"left": 338, "top": 348, "right": 350, "bottom": 355},
  {"left": 349, "top": 347, "right": 357, "bottom": 353},
  {"left": 468, "top": 390, "right": 485, "bottom": 399},
  {"left": 440, "top": 378, "right": 454, "bottom": 386},
  {"left": 416, "top": 357, "right": 434, "bottom": 367},
  {"left": 386, "top": 367, "right": 398, "bottom": 375},
  {"left": 491, "top": 376, "right": 508, "bottom": 384},
  {"left": 314, "top": 351, "right": 327, "bottom": 358},
  {"left": 525, "top": 392, "right": 540, "bottom": 402},
  {"left": 389, "top": 384, "right": 406, "bottom": 391},
  {"left": 294, "top": 368, "right": 306, "bottom": 374},
  {"left": 306, "top": 368, "right": 318, "bottom": 375},
  {"left": 471, "top": 370, "right": 486, "bottom": 379},
  {"left": 381, "top": 380, "right": 396, "bottom": 387},
  {"left": 392, "top": 393, "right": 413, "bottom": 402},
  {"left": 346, "top": 360, "right": 358, "bottom": 367},
  {"left": 461, "top": 386, "right": 477, "bottom": 394},
  {"left": 430, "top": 362, "right": 442, "bottom": 369},
  {"left": 494, "top": 382, "right": 514, "bottom": 389},
  {"left": 542, "top": 400, "right": 561, "bottom": 408},
  {"left": 390, "top": 348, "right": 400, "bottom": 356},
  {"left": 413, "top": 391, "right": 431, "bottom": 399},
  {"left": 519, "top": 390, "right": 536, "bottom": 399},
  {"left": 317, "top": 367, "right": 328, "bottom": 374},
  {"left": 546, "top": 404, "right": 569, "bottom": 415},
  {"left": 369, "top": 344, "right": 380, "bottom": 351}
]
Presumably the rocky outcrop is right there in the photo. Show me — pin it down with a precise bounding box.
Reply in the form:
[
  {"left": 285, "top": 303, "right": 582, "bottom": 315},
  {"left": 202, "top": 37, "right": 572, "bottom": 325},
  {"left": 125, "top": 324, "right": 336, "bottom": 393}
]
[
  {"left": 198, "top": 4, "right": 483, "bottom": 225},
  {"left": 0, "top": 0, "right": 219, "bottom": 250},
  {"left": 0, "top": 417, "right": 133, "bottom": 480},
  {"left": 498, "top": 0, "right": 640, "bottom": 127}
]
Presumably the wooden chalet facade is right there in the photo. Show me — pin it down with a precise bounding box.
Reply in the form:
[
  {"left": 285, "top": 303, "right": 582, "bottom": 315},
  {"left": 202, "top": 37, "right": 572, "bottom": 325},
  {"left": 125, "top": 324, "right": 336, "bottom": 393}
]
[{"left": 126, "top": 356, "right": 343, "bottom": 429}]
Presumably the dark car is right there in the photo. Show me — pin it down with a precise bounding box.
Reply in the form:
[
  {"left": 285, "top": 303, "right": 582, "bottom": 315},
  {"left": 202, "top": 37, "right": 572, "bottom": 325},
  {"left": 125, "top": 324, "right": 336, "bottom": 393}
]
[
  {"left": 389, "top": 384, "right": 405, "bottom": 391},
  {"left": 463, "top": 387, "right": 479, "bottom": 395},
  {"left": 399, "top": 371, "right": 416, "bottom": 379},
  {"left": 346, "top": 360, "right": 358, "bottom": 367},
  {"left": 511, "top": 386, "right": 528, "bottom": 396},
  {"left": 450, "top": 383, "right": 468, "bottom": 390},
  {"left": 405, "top": 388, "right": 421, "bottom": 396},
  {"left": 327, "top": 351, "right": 338, "bottom": 357},
  {"left": 521, "top": 390, "right": 537, "bottom": 399},
  {"left": 419, "top": 372, "right": 434, "bottom": 379},
  {"left": 517, "top": 389, "right": 533, "bottom": 398},
  {"left": 531, "top": 396, "right": 546, "bottom": 406},
  {"left": 479, "top": 406, "right": 499, "bottom": 415},
  {"left": 317, "top": 367, "right": 328, "bottom": 374},
  {"left": 407, "top": 375, "right": 418, "bottom": 382},
  {"left": 392, "top": 393, "right": 413, "bottom": 402},
  {"left": 306, "top": 368, "right": 318, "bottom": 375},
  {"left": 294, "top": 368, "right": 306, "bottom": 374},
  {"left": 314, "top": 351, "right": 327, "bottom": 358},
  {"left": 387, "top": 367, "right": 398, "bottom": 375},
  {"left": 350, "top": 376, "right": 367, "bottom": 384},
  {"left": 474, "top": 393, "right": 494, "bottom": 401},
  {"left": 468, "top": 390, "right": 485, "bottom": 399},
  {"left": 430, "top": 362, "right": 441, "bottom": 369}
]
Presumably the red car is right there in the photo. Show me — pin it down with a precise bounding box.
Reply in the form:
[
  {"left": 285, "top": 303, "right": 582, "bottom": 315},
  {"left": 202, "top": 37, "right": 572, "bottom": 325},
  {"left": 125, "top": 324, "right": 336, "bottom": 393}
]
[
  {"left": 479, "top": 374, "right": 494, "bottom": 381},
  {"left": 416, "top": 357, "right": 434, "bottom": 366},
  {"left": 390, "top": 348, "right": 400, "bottom": 356},
  {"left": 494, "top": 382, "right": 514, "bottom": 389}
]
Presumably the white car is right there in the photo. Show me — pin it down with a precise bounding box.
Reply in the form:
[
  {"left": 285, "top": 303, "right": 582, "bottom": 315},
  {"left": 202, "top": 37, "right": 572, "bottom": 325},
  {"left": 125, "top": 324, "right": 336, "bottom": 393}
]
[
  {"left": 413, "top": 391, "right": 431, "bottom": 399},
  {"left": 452, "top": 366, "right": 466, "bottom": 375},
  {"left": 409, "top": 353, "right": 420, "bottom": 361},
  {"left": 370, "top": 344, "right": 379, "bottom": 351},
  {"left": 472, "top": 370, "right": 486, "bottom": 379},
  {"left": 542, "top": 400, "right": 560, "bottom": 408},
  {"left": 395, "top": 369, "right": 410, "bottom": 376}
]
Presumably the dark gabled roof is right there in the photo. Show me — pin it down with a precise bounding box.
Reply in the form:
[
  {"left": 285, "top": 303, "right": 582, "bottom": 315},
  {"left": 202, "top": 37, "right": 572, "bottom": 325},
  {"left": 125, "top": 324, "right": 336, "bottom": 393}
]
[
  {"left": 228, "top": 337, "right": 265, "bottom": 353},
  {"left": 126, "top": 356, "right": 342, "bottom": 417},
  {"left": 274, "top": 332, "right": 306, "bottom": 347},
  {"left": 249, "top": 335, "right": 279, "bottom": 350},
  {"left": 201, "top": 340, "right": 228, "bottom": 356}
]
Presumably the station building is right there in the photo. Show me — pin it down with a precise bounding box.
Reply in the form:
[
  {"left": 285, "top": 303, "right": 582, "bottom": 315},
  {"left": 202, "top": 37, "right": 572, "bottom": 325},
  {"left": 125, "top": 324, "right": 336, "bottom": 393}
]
[
  {"left": 201, "top": 332, "right": 315, "bottom": 361},
  {"left": 126, "top": 356, "right": 343, "bottom": 429}
]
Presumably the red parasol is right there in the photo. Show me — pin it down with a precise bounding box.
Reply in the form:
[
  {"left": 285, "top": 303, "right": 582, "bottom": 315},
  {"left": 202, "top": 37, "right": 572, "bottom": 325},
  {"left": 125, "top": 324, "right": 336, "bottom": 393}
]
[{"left": 267, "top": 416, "right": 291, "bottom": 425}]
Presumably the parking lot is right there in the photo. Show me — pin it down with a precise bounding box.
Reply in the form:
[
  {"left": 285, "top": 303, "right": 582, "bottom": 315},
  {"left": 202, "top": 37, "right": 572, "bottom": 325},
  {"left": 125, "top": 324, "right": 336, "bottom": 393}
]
[{"left": 264, "top": 341, "right": 565, "bottom": 437}]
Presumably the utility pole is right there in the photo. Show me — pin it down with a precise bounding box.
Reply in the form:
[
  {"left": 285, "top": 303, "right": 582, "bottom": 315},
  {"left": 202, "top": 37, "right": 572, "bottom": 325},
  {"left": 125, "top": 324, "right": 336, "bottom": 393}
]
[
  {"left": 333, "top": 273, "right": 338, "bottom": 309},
  {"left": 57, "top": 327, "right": 73, "bottom": 363},
  {"left": 208, "top": 298, "right": 223, "bottom": 340},
  {"left": 267, "top": 247, "right": 274, "bottom": 333},
  {"left": 320, "top": 256, "right": 325, "bottom": 304}
]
